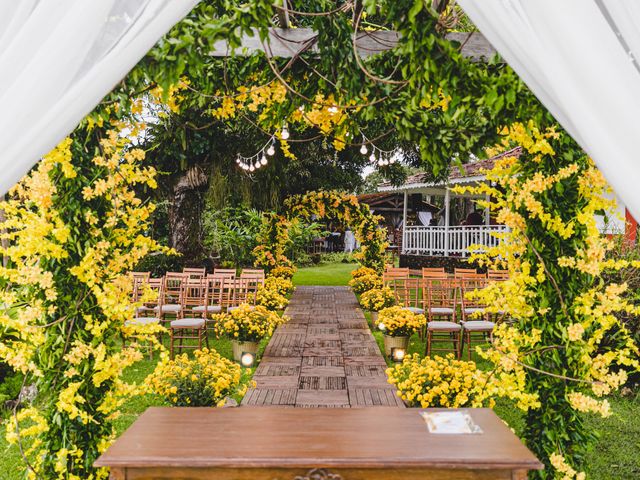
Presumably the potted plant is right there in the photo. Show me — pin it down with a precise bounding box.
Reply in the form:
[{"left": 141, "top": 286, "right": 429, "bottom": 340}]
[
  {"left": 348, "top": 271, "right": 382, "bottom": 294},
  {"left": 211, "top": 304, "right": 285, "bottom": 361},
  {"left": 360, "top": 286, "right": 396, "bottom": 322},
  {"left": 377, "top": 306, "right": 426, "bottom": 356},
  {"left": 253, "top": 283, "right": 289, "bottom": 312}
]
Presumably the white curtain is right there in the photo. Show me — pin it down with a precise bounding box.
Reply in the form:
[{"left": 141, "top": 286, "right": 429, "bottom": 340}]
[
  {"left": 459, "top": 0, "right": 640, "bottom": 221},
  {"left": 0, "top": 0, "right": 199, "bottom": 194},
  {"left": 417, "top": 211, "right": 432, "bottom": 226}
]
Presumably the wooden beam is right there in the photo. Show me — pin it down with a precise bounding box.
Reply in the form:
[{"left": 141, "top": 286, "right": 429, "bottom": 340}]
[
  {"left": 276, "top": 0, "right": 290, "bottom": 29},
  {"left": 210, "top": 28, "right": 497, "bottom": 61}
]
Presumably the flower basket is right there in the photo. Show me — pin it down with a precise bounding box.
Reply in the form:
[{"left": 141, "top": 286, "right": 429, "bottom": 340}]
[
  {"left": 377, "top": 306, "right": 426, "bottom": 338},
  {"left": 383, "top": 334, "right": 410, "bottom": 356},
  {"left": 231, "top": 340, "right": 259, "bottom": 362}
]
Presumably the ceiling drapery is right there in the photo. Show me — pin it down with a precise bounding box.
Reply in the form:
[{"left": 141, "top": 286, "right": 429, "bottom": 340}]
[
  {"left": 0, "top": 0, "right": 199, "bottom": 194},
  {"left": 459, "top": 0, "right": 640, "bottom": 220}
]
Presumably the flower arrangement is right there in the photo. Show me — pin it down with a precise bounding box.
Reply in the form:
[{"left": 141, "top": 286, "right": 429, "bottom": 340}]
[
  {"left": 264, "top": 275, "right": 295, "bottom": 296},
  {"left": 349, "top": 273, "right": 382, "bottom": 295},
  {"left": 147, "top": 349, "right": 250, "bottom": 407},
  {"left": 270, "top": 265, "right": 296, "bottom": 279},
  {"left": 254, "top": 284, "right": 289, "bottom": 311},
  {"left": 377, "top": 306, "right": 426, "bottom": 337},
  {"left": 360, "top": 287, "right": 396, "bottom": 312},
  {"left": 351, "top": 266, "right": 378, "bottom": 280},
  {"left": 211, "top": 304, "right": 285, "bottom": 342},
  {"left": 387, "top": 354, "right": 484, "bottom": 408}
]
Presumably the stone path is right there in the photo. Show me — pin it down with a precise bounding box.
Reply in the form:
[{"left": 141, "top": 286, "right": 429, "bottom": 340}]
[{"left": 242, "top": 286, "right": 404, "bottom": 408}]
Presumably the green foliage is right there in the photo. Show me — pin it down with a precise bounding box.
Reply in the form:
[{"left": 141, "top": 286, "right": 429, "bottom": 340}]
[{"left": 203, "top": 207, "right": 263, "bottom": 266}]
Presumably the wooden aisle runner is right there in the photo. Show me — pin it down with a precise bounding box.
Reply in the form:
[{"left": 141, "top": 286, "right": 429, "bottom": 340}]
[{"left": 242, "top": 286, "right": 404, "bottom": 408}]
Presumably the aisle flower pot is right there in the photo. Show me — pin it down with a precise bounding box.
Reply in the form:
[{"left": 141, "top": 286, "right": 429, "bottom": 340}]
[
  {"left": 383, "top": 334, "right": 410, "bottom": 357},
  {"left": 370, "top": 311, "right": 378, "bottom": 323},
  {"left": 231, "top": 340, "right": 259, "bottom": 362}
]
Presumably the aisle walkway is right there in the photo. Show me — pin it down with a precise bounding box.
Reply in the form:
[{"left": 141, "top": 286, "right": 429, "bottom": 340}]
[{"left": 242, "top": 286, "right": 404, "bottom": 408}]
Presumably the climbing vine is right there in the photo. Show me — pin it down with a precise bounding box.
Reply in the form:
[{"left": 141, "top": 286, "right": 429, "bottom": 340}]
[{"left": 455, "top": 123, "right": 640, "bottom": 479}]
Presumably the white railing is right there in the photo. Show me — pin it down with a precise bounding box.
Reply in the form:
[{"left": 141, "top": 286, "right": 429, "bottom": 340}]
[{"left": 402, "top": 225, "right": 509, "bottom": 257}]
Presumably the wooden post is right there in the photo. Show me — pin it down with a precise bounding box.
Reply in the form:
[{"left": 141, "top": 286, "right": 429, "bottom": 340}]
[
  {"left": 485, "top": 193, "right": 491, "bottom": 226},
  {"left": 401, "top": 190, "right": 408, "bottom": 254},
  {"left": 444, "top": 189, "right": 450, "bottom": 257}
]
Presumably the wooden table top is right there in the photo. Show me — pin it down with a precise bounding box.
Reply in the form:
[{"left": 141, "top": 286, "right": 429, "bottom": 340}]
[{"left": 95, "top": 407, "right": 542, "bottom": 471}]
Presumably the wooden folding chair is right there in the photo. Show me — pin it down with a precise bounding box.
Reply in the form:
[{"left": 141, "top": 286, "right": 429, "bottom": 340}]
[
  {"left": 383, "top": 268, "right": 410, "bottom": 285},
  {"left": 194, "top": 276, "right": 224, "bottom": 319},
  {"left": 213, "top": 268, "right": 237, "bottom": 279},
  {"left": 183, "top": 267, "right": 206, "bottom": 279},
  {"left": 454, "top": 268, "right": 479, "bottom": 278},
  {"left": 459, "top": 276, "right": 495, "bottom": 360},
  {"left": 170, "top": 277, "right": 208, "bottom": 358},
  {"left": 424, "top": 278, "right": 461, "bottom": 358},
  {"left": 240, "top": 269, "right": 266, "bottom": 285},
  {"left": 125, "top": 277, "right": 161, "bottom": 359},
  {"left": 156, "top": 273, "right": 186, "bottom": 323},
  {"left": 390, "top": 278, "right": 424, "bottom": 315},
  {"left": 487, "top": 269, "right": 509, "bottom": 281},
  {"left": 421, "top": 267, "right": 447, "bottom": 279},
  {"left": 227, "top": 278, "right": 258, "bottom": 312}
]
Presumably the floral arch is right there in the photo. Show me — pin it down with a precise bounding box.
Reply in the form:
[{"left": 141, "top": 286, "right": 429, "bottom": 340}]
[{"left": 253, "top": 191, "right": 388, "bottom": 273}]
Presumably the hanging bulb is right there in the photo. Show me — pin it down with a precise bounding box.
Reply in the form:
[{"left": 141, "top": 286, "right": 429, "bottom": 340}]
[
  {"left": 249, "top": 164, "right": 255, "bottom": 172},
  {"left": 369, "top": 153, "right": 376, "bottom": 162},
  {"left": 281, "top": 123, "right": 290, "bottom": 140},
  {"left": 255, "top": 161, "right": 261, "bottom": 170},
  {"left": 260, "top": 155, "right": 268, "bottom": 166},
  {"left": 360, "top": 144, "right": 368, "bottom": 155},
  {"left": 266, "top": 144, "right": 275, "bottom": 156},
  {"left": 328, "top": 105, "right": 338, "bottom": 113}
]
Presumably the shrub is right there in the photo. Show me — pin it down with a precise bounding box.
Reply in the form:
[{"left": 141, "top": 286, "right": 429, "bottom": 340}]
[
  {"left": 387, "top": 354, "right": 484, "bottom": 408},
  {"left": 270, "top": 265, "right": 296, "bottom": 280},
  {"left": 360, "top": 287, "right": 396, "bottom": 311},
  {"left": 254, "top": 284, "right": 289, "bottom": 311},
  {"left": 148, "top": 349, "right": 250, "bottom": 407},
  {"left": 377, "top": 306, "right": 426, "bottom": 337},
  {"left": 211, "top": 304, "right": 285, "bottom": 342},
  {"left": 351, "top": 266, "right": 377, "bottom": 280},
  {"left": 349, "top": 273, "right": 382, "bottom": 294},
  {"left": 264, "top": 276, "right": 295, "bottom": 296}
]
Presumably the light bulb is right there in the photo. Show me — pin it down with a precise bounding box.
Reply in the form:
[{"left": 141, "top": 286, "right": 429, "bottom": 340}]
[
  {"left": 266, "top": 145, "right": 275, "bottom": 156},
  {"left": 249, "top": 165, "right": 255, "bottom": 172},
  {"left": 281, "top": 123, "right": 290, "bottom": 140},
  {"left": 260, "top": 155, "right": 268, "bottom": 166},
  {"left": 328, "top": 106, "right": 338, "bottom": 113},
  {"left": 360, "top": 144, "right": 368, "bottom": 155},
  {"left": 369, "top": 153, "right": 376, "bottom": 162}
]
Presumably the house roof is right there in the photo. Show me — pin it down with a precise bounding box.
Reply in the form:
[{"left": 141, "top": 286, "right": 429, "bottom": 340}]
[
  {"left": 357, "top": 192, "right": 438, "bottom": 213},
  {"left": 378, "top": 147, "right": 522, "bottom": 193}
]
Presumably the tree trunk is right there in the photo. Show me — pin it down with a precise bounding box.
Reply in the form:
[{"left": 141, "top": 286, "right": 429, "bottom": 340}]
[{"left": 168, "top": 166, "right": 208, "bottom": 265}]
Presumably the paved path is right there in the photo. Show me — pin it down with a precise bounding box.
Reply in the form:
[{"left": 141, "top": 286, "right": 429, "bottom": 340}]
[{"left": 242, "top": 286, "right": 404, "bottom": 408}]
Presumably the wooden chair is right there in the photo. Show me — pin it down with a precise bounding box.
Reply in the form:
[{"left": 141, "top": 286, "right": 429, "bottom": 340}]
[
  {"left": 390, "top": 278, "right": 424, "bottom": 314},
  {"left": 459, "top": 277, "right": 495, "bottom": 360},
  {"left": 424, "top": 278, "right": 461, "bottom": 358},
  {"left": 240, "top": 269, "right": 266, "bottom": 285},
  {"left": 421, "top": 267, "right": 447, "bottom": 279},
  {"left": 487, "top": 269, "right": 509, "bottom": 281},
  {"left": 454, "top": 268, "right": 479, "bottom": 278},
  {"left": 193, "top": 276, "right": 224, "bottom": 319},
  {"left": 227, "top": 278, "right": 258, "bottom": 312},
  {"left": 156, "top": 273, "right": 186, "bottom": 323},
  {"left": 126, "top": 277, "right": 161, "bottom": 359},
  {"left": 213, "top": 268, "right": 237, "bottom": 279},
  {"left": 170, "top": 277, "right": 208, "bottom": 358},
  {"left": 183, "top": 267, "right": 206, "bottom": 279},
  {"left": 383, "top": 267, "right": 410, "bottom": 284}
]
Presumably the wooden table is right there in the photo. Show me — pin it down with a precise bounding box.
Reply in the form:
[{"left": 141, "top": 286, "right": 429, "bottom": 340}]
[{"left": 95, "top": 407, "right": 542, "bottom": 480}]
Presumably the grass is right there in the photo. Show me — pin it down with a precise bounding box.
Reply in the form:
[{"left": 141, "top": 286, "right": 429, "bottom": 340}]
[
  {"left": 1, "top": 262, "right": 639, "bottom": 479},
  {"left": 292, "top": 262, "right": 357, "bottom": 286}
]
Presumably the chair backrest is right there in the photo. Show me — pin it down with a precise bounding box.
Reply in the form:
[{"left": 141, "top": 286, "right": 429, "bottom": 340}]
[
  {"left": 182, "top": 277, "right": 206, "bottom": 317},
  {"left": 487, "top": 269, "right": 509, "bottom": 281},
  {"left": 425, "top": 277, "right": 458, "bottom": 310},
  {"left": 240, "top": 269, "right": 266, "bottom": 284},
  {"left": 163, "top": 273, "right": 187, "bottom": 305},
  {"left": 383, "top": 268, "right": 410, "bottom": 284},
  {"left": 137, "top": 278, "right": 163, "bottom": 314},
  {"left": 421, "top": 267, "right": 447, "bottom": 279},
  {"left": 130, "top": 272, "right": 150, "bottom": 302},
  {"left": 459, "top": 276, "right": 488, "bottom": 309},
  {"left": 220, "top": 278, "right": 240, "bottom": 308},
  {"left": 213, "top": 268, "right": 237, "bottom": 279},
  {"left": 454, "top": 268, "right": 479, "bottom": 278},
  {"left": 390, "top": 278, "right": 422, "bottom": 309},
  {"left": 204, "top": 276, "right": 225, "bottom": 307},
  {"left": 183, "top": 267, "right": 206, "bottom": 279}
]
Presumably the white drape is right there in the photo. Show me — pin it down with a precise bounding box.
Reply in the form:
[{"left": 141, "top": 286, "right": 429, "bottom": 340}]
[
  {"left": 0, "top": 0, "right": 199, "bottom": 194},
  {"left": 417, "top": 211, "right": 432, "bottom": 226},
  {"left": 459, "top": 0, "right": 640, "bottom": 221}
]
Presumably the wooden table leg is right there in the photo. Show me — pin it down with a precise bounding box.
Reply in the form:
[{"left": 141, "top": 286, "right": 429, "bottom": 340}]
[{"left": 110, "top": 467, "right": 125, "bottom": 480}]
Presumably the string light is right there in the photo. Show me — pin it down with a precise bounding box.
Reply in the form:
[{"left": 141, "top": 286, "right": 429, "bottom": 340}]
[
  {"left": 236, "top": 136, "right": 276, "bottom": 172},
  {"left": 360, "top": 132, "right": 401, "bottom": 168},
  {"left": 281, "top": 122, "right": 290, "bottom": 140}
]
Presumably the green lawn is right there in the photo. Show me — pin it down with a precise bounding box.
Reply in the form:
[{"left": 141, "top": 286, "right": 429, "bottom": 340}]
[{"left": 292, "top": 262, "right": 357, "bottom": 286}]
